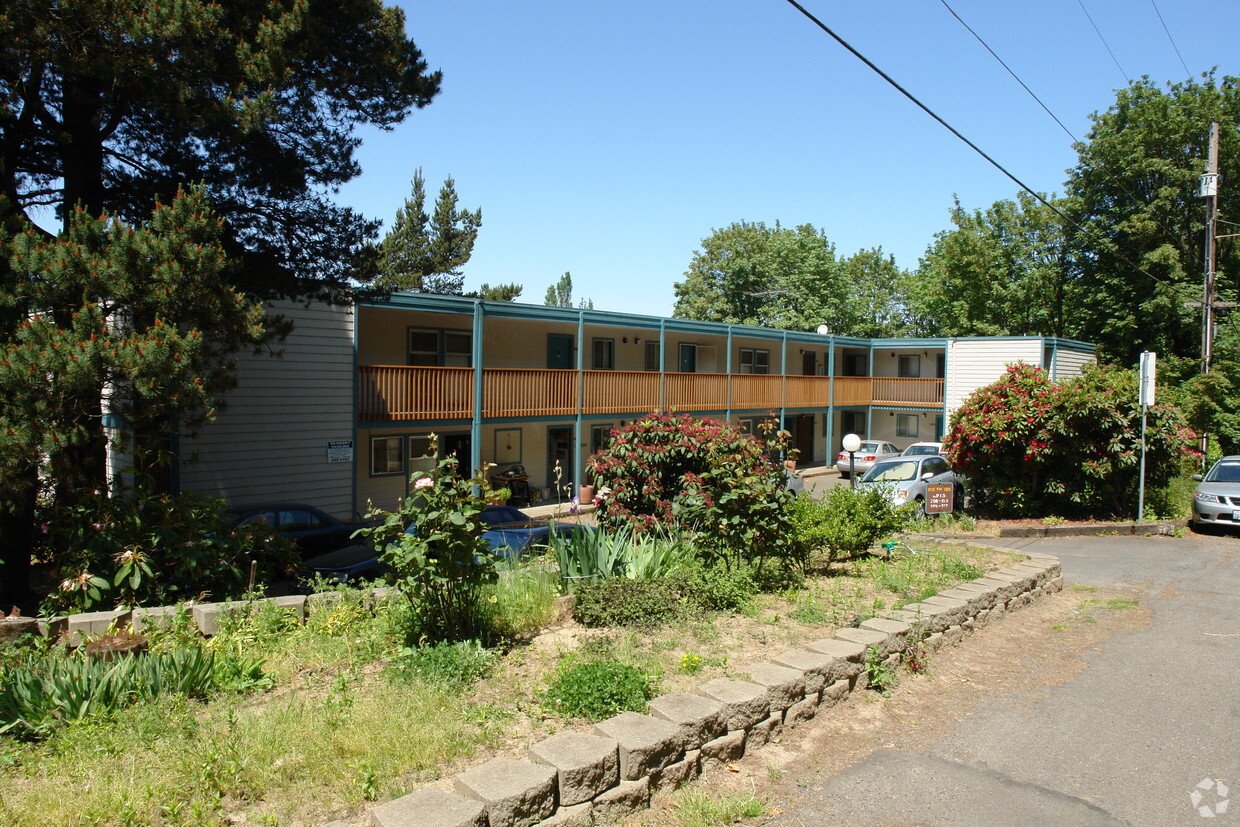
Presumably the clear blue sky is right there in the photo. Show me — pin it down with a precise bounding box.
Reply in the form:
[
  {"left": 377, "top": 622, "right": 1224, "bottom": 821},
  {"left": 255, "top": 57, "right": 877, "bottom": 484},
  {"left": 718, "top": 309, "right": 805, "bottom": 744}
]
[{"left": 337, "top": 0, "right": 1238, "bottom": 317}]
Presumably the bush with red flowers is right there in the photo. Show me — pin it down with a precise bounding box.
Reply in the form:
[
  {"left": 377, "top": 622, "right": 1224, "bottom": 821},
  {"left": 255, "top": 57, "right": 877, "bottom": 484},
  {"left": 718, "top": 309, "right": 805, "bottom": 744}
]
[{"left": 944, "top": 363, "right": 1195, "bottom": 518}]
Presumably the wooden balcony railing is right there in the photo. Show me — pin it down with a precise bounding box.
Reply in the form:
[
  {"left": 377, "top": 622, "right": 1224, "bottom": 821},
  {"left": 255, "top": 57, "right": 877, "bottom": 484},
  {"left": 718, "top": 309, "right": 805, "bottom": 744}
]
[{"left": 357, "top": 366, "right": 944, "bottom": 422}]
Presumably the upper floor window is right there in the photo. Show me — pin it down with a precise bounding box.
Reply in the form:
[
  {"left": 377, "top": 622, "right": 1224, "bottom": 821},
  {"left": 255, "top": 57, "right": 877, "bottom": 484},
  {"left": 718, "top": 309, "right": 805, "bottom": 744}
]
[
  {"left": 408, "top": 328, "right": 471, "bottom": 367},
  {"left": 644, "top": 341, "right": 661, "bottom": 372},
  {"left": 898, "top": 355, "right": 921, "bottom": 378},
  {"left": 592, "top": 338, "right": 615, "bottom": 370},
  {"left": 739, "top": 348, "right": 770, "bottom": 375}
]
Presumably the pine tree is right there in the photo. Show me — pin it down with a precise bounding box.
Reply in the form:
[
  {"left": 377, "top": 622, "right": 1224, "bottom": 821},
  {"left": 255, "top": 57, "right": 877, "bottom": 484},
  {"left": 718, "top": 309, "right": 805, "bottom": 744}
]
[{"left": 376, "top": 171, "right": 482, "bottom": 294}]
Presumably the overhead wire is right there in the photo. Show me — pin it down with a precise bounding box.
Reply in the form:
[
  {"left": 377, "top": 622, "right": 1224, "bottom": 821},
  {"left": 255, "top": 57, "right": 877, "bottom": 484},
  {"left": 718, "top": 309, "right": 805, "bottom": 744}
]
[
  {"left": 1076, "top": 0, "right": 1130, "bottom": 85},
  {"left": 937, "top": 0, "right": 1196, "bottom": 275},
  {"left": 778, "top": 0, "right": 1182, "bottom": 293},
  {"left": 1149, "top": 0, "right": 1193, "bottom": 78}
]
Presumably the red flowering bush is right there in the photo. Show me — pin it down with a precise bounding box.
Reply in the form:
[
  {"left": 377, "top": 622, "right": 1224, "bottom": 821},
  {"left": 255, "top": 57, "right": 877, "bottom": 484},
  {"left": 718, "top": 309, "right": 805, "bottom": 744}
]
[
  {"left": 587, "top": 414, "right": 793, "bottom": 569},
  {"left": 945, "top": 363, "right": 1195, "bottom": 518}
]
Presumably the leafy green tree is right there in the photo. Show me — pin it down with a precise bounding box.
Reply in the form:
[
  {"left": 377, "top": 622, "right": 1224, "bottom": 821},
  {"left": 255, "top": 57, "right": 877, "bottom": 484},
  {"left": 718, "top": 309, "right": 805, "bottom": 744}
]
[
  {"left": 375, "top": 170, "right": 482, "bottom": 294},
  {"left": 908, "top": 194, "right": 1072, "bottom": 338},
  {"left": 839, "top": 247, "right": 913, "bottom": 338},
  {"left": 1063, "top": 73, "right": 1240, "bottom": 365},
  {"left": 544, "top": 272, "right": 593, "bottom": 309},
  {"left": 673, "top": 221, "right": 846, "bottom": 330}
]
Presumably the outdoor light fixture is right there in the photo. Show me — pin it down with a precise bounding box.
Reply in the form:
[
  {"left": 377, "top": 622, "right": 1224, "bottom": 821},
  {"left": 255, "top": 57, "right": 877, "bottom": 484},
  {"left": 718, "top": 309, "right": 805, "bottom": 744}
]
[{"left": 842, "top": 432, "right": 862, "bottom": 489}]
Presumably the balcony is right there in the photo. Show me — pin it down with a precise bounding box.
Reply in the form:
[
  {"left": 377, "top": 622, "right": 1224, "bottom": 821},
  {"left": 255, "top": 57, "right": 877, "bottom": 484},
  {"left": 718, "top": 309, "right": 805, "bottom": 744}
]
[{"left": 356, "top": 366, "right": 943, "bottom": 422}]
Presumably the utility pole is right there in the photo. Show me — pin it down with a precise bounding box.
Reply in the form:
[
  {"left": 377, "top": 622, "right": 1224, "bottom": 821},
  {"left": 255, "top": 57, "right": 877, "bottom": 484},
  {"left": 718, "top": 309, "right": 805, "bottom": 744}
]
[{"left": 1199, "top": 121, "right": 1220, "bottom": 465}]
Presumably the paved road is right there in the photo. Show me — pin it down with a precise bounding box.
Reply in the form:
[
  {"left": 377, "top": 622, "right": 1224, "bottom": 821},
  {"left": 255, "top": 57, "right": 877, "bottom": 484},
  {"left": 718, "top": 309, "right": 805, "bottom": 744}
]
[{"left": 764, "top": 534, "right": 1240, "bottom": 826}]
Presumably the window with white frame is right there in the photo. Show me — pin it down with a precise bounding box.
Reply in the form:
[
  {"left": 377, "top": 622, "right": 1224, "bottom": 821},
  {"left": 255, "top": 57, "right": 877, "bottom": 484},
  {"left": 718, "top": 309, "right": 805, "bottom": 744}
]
[
  {"left": 897, "top": 354, "right": 921, "bottom": 378},
  {"left": 371, "top": 435, "right": 404, "bottom": 475},
  {"left": 739, "top": 348, "right": 770, "bottom": 374},
  {"left": 897, "top": 414, "right": 920, "bottom": 438}
]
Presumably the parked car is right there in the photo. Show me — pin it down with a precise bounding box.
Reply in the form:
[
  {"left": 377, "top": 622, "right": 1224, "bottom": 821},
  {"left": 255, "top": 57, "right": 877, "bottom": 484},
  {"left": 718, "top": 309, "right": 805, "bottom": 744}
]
[
  {"left": 1190, "top": 456, "right": 1240, "bottom": 530},
  {"left": 855, "top": 455, "right": 963, "bottom": 515},
  {"left": 900, "top": 441, "right": 944, "bottom": 457},
  {"left": 302, "top": 505, "right": 591, "bottom": 585},
  {"left": 835, "top": 440, "right": 900, "bottom": 479},
  {"left": 227, "top": 504, "right": 367, "bottom": 558}
]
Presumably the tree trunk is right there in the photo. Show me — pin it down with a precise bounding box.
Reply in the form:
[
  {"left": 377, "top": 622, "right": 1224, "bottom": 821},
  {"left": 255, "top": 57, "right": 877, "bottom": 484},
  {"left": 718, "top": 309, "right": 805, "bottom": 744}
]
[{"left": 0, "top": 466, "right": 37, "bottom": 613}]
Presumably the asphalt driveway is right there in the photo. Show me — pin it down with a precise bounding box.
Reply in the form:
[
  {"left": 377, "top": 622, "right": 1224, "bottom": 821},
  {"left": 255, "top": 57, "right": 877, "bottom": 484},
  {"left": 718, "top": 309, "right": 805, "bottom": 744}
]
[{"left": 757, "top": 533, "right": 1239, "bottom": 826}]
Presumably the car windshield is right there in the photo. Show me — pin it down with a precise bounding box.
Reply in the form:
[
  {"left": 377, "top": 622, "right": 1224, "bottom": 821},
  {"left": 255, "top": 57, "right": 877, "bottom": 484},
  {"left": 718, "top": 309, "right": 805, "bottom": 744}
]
[
  {"left": 1205, "top": 461, "right": 1240, "bottom": 483},
  {"left": 861, "top": 460, "right": 919, "bottom": 482},
  {"left": 904, "top": 445, "right": 939, "bottom": 455}
]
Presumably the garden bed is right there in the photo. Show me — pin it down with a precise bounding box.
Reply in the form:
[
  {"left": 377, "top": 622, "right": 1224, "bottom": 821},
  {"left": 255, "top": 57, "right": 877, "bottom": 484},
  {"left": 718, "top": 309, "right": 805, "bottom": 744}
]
[{"left": 0, "top": 541, "right": 1020, "bottom": 827}]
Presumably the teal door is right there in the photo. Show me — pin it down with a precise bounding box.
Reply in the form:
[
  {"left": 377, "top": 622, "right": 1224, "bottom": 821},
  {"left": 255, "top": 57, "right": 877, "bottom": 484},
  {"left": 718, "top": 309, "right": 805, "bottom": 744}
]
[{"left": 547, "top": 334, "right": 574, "bottom": 369}]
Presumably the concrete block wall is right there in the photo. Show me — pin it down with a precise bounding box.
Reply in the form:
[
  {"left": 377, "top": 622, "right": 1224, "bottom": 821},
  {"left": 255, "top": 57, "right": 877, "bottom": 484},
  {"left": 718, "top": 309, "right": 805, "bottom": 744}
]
[{"left": 367, "top": 550, "right": 1063, "bottom": 827}]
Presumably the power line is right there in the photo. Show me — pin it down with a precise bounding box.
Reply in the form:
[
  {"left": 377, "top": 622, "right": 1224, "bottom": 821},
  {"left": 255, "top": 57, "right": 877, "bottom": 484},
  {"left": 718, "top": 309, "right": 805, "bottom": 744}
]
[
  {"left": 937, "top": 0, "right": 1077, "bottom": 145},
  {"left": 1149, "top": 0, "right": 1192, "bottom": 78},
  {"left": 1076, "top": 0, "right": 1130, "bottom": 86},
  {"left": 778, "top": 0, "right": 1179, "bottom": 292},
  {"left": 937, "top": 0, "right": 1193, "bottom": 269}
]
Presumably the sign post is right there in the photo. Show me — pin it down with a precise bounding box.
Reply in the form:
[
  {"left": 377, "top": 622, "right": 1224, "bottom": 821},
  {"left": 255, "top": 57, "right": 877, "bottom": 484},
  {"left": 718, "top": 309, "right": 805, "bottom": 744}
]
[{"left": 1138, "top": 352, "right": 1155, "bottom": 520}]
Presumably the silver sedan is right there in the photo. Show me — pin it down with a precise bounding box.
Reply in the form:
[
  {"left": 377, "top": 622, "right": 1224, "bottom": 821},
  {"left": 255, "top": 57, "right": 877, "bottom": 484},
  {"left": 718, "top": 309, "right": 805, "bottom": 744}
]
[
  {"left": 856, "top": 455, "right": 963, "bottom": 515},
  {"left": 1191, "top": 456, "right": 1240, "bottom": 530},
  {"left": 835, "top": 440, "right": 900, "bottom": 479}
]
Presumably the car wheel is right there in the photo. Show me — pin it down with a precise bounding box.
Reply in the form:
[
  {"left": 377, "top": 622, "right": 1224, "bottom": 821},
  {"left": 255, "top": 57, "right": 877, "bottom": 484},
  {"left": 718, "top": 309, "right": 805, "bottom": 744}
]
[
  {"left": 839, "top": 471, "right": 849, "bottom": 480},
  {"left": 953, "top": 486, "right": 964, "bottom": 512},
  {"left": 914, "top": 496, "right": 926, "bottom": 519}
]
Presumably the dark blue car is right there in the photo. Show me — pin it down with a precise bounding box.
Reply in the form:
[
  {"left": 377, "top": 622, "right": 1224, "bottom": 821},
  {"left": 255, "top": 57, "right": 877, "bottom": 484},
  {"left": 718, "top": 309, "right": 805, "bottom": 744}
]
[
  {"left": 301, "top": 505, "right": 589, "bottom": 585},
  {"left": 227, "top": 504, "right": 367, "bottom": 559}
]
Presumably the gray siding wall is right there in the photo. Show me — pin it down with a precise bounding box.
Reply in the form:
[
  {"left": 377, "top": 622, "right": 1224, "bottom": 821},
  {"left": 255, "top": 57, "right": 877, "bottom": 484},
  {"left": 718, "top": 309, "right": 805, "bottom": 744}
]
[
  {"left": 945, "top": 338, "right": 1042, "bottom": 411},
  {"left": 1054, "top": 347, "right": 1096, "bottom": 380},
  {"left": 179, "top": 300, "right": 357, "bottom": 519}
]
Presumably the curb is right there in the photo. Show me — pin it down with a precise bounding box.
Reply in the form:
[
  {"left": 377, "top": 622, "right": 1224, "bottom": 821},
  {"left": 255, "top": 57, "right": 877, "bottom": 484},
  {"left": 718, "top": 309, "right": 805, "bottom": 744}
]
[
  {"left": 997, "top": 522, "right": 1175, "bottom": 538},
  {"left": 363, "top": 549, "right": 1063, "bottom": 827}
]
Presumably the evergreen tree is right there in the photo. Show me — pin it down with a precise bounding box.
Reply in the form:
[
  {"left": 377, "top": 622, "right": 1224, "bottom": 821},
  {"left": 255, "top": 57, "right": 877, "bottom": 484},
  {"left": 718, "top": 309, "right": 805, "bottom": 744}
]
[
  {"left": 470, "top": 283, "right": 524, "bottom": 302},
  {"left": 0, "top": 189, "right": 267, "bottom": 608},
  {"left": 376, "top": 170, "right": 482, "bottom": 294},
  {"left": 544, "top": 272, "right": 593, "bottom": 309}
]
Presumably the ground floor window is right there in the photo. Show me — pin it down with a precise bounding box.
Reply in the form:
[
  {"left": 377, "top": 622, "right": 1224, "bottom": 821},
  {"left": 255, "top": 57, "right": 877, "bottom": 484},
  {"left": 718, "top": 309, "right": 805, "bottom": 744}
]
[
  {"left": 897, "top": 414, "right": 920, "bottom": 438},
  {"left": 370, "top": 435, "right": 404, "bottom": 476},
  {"left": 590, "top": 424, "right": 614, "bottom": 455}
]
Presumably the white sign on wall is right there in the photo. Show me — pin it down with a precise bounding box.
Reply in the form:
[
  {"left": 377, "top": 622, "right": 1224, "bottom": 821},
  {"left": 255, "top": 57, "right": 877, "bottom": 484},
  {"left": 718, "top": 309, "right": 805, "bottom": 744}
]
[{"left": 327, "top": 439, "right": 354, "bottom": 463}]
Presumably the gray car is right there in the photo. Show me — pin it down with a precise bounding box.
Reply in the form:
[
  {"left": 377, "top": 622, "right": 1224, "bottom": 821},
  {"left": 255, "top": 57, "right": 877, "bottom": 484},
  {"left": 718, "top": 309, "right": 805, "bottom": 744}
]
[
  {"left": 856, "top": 455, "right": 963, "bottom": 515},
  {"left": 1191, "top": 456, "right": 1240, "bottom": 530},
  {"left": 835, "top": 440, "right": 900, "bottom": 479}
]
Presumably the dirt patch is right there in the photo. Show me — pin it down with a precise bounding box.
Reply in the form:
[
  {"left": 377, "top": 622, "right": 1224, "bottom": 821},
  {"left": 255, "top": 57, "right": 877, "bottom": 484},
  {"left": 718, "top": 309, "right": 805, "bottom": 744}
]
[{"left": 623, "top": 584, "right": 1150, "bottom": 826}]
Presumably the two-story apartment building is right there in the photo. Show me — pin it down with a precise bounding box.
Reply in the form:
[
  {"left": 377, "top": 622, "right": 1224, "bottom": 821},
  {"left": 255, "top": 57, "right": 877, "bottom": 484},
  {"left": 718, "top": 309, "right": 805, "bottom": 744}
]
[{"left": 174, "top": 292, "right": 1096, "bottom": 519}]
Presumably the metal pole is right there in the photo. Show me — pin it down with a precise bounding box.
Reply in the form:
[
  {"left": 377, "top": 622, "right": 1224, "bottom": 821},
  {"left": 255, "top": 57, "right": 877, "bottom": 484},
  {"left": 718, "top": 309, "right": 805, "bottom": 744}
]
[
  {"left": 1138, "top": 404, "right": 1148, "bottom": 520},
  {"left": 1200, "top": 122, "right": 1220, "bottom": 468},
  {"left": 849, "top": 452, "right": 856, "bottom": 489}
]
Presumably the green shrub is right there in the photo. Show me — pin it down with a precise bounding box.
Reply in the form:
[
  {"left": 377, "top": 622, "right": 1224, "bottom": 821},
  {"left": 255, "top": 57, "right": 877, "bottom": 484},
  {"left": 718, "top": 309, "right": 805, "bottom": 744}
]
[
  {"left": 800, "top": 486, "right": 915, "bottom": 561},
  {"left": 0, "top": 645, "right": 256, "bottom": 739},
  {"left": 677, "top": 561, "right": 757, "bottom": 612},
  {"left": 385, "top": 640, "right": 497, "bottom": 689},
  {"left": 360, "top": 448, "right": 499, "bottom": 642},
  {"left": 571, "top": 578, "right": 685, "bottom": 627},
  {"left": 43, "top": 482, "right": 298, "bottom": 614},
  {"left": 588, "top": 414, "right": 794, "bottom": 569},
  {"left": 544, "top": 658, "right": 654, "bottom": 721}
]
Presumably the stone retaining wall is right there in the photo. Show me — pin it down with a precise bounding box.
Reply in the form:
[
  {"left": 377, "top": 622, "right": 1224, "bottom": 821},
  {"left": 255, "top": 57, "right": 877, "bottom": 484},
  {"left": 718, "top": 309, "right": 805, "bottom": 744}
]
[{"left": 359, "top": 550, "right": 1064, "bottom": 827}]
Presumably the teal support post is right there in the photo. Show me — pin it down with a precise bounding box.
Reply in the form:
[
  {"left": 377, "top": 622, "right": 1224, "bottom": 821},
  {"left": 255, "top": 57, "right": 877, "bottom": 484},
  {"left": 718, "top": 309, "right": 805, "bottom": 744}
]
[
  {"left": 659, "top": 321, "right": 666, "bottom": 412},
  {"left": 725, "top": 325, "right": 733, "bottom": 423},
  {"left": 826, "top": 341, "right": 836, "bottom": 460},
  {"left": 865, "top": 346, "right": 874, "bottom": 438},
  {"left": 575, "top": 311, "right": 584, "bottom": 493},
  {"left": 471, "top": 301, "right": 485, "bottom": 479},
  {"left": 780, "top": 330, "right": 788, "bottom": 433}
]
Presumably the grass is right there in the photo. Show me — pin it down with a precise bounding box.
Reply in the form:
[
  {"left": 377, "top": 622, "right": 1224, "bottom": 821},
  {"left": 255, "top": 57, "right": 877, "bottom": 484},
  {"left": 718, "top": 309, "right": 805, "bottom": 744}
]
[
  {"left": 666, "top": 789, "right": 767, "bottom": 827},
  {"left": 0, "top": 541, "right": 1016, "bottom": 825}
]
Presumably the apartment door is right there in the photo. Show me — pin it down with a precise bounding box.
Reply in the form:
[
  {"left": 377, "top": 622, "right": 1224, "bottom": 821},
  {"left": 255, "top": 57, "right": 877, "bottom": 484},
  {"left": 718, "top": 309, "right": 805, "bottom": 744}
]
[
  {"left": 547, "top": 334, "right": 574, "bottom": 369},
  {"left": 793, "top": 414, "right": 814, "bottom": 462},
  {"left": 678, "top": 343, "right": 697, "bottom": 373},
  {"left": 442, "top": 433, "right": 471, "bottom": 469},
  {"left": 546, "top": 426, "right": 574, "bottom": 500}
]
